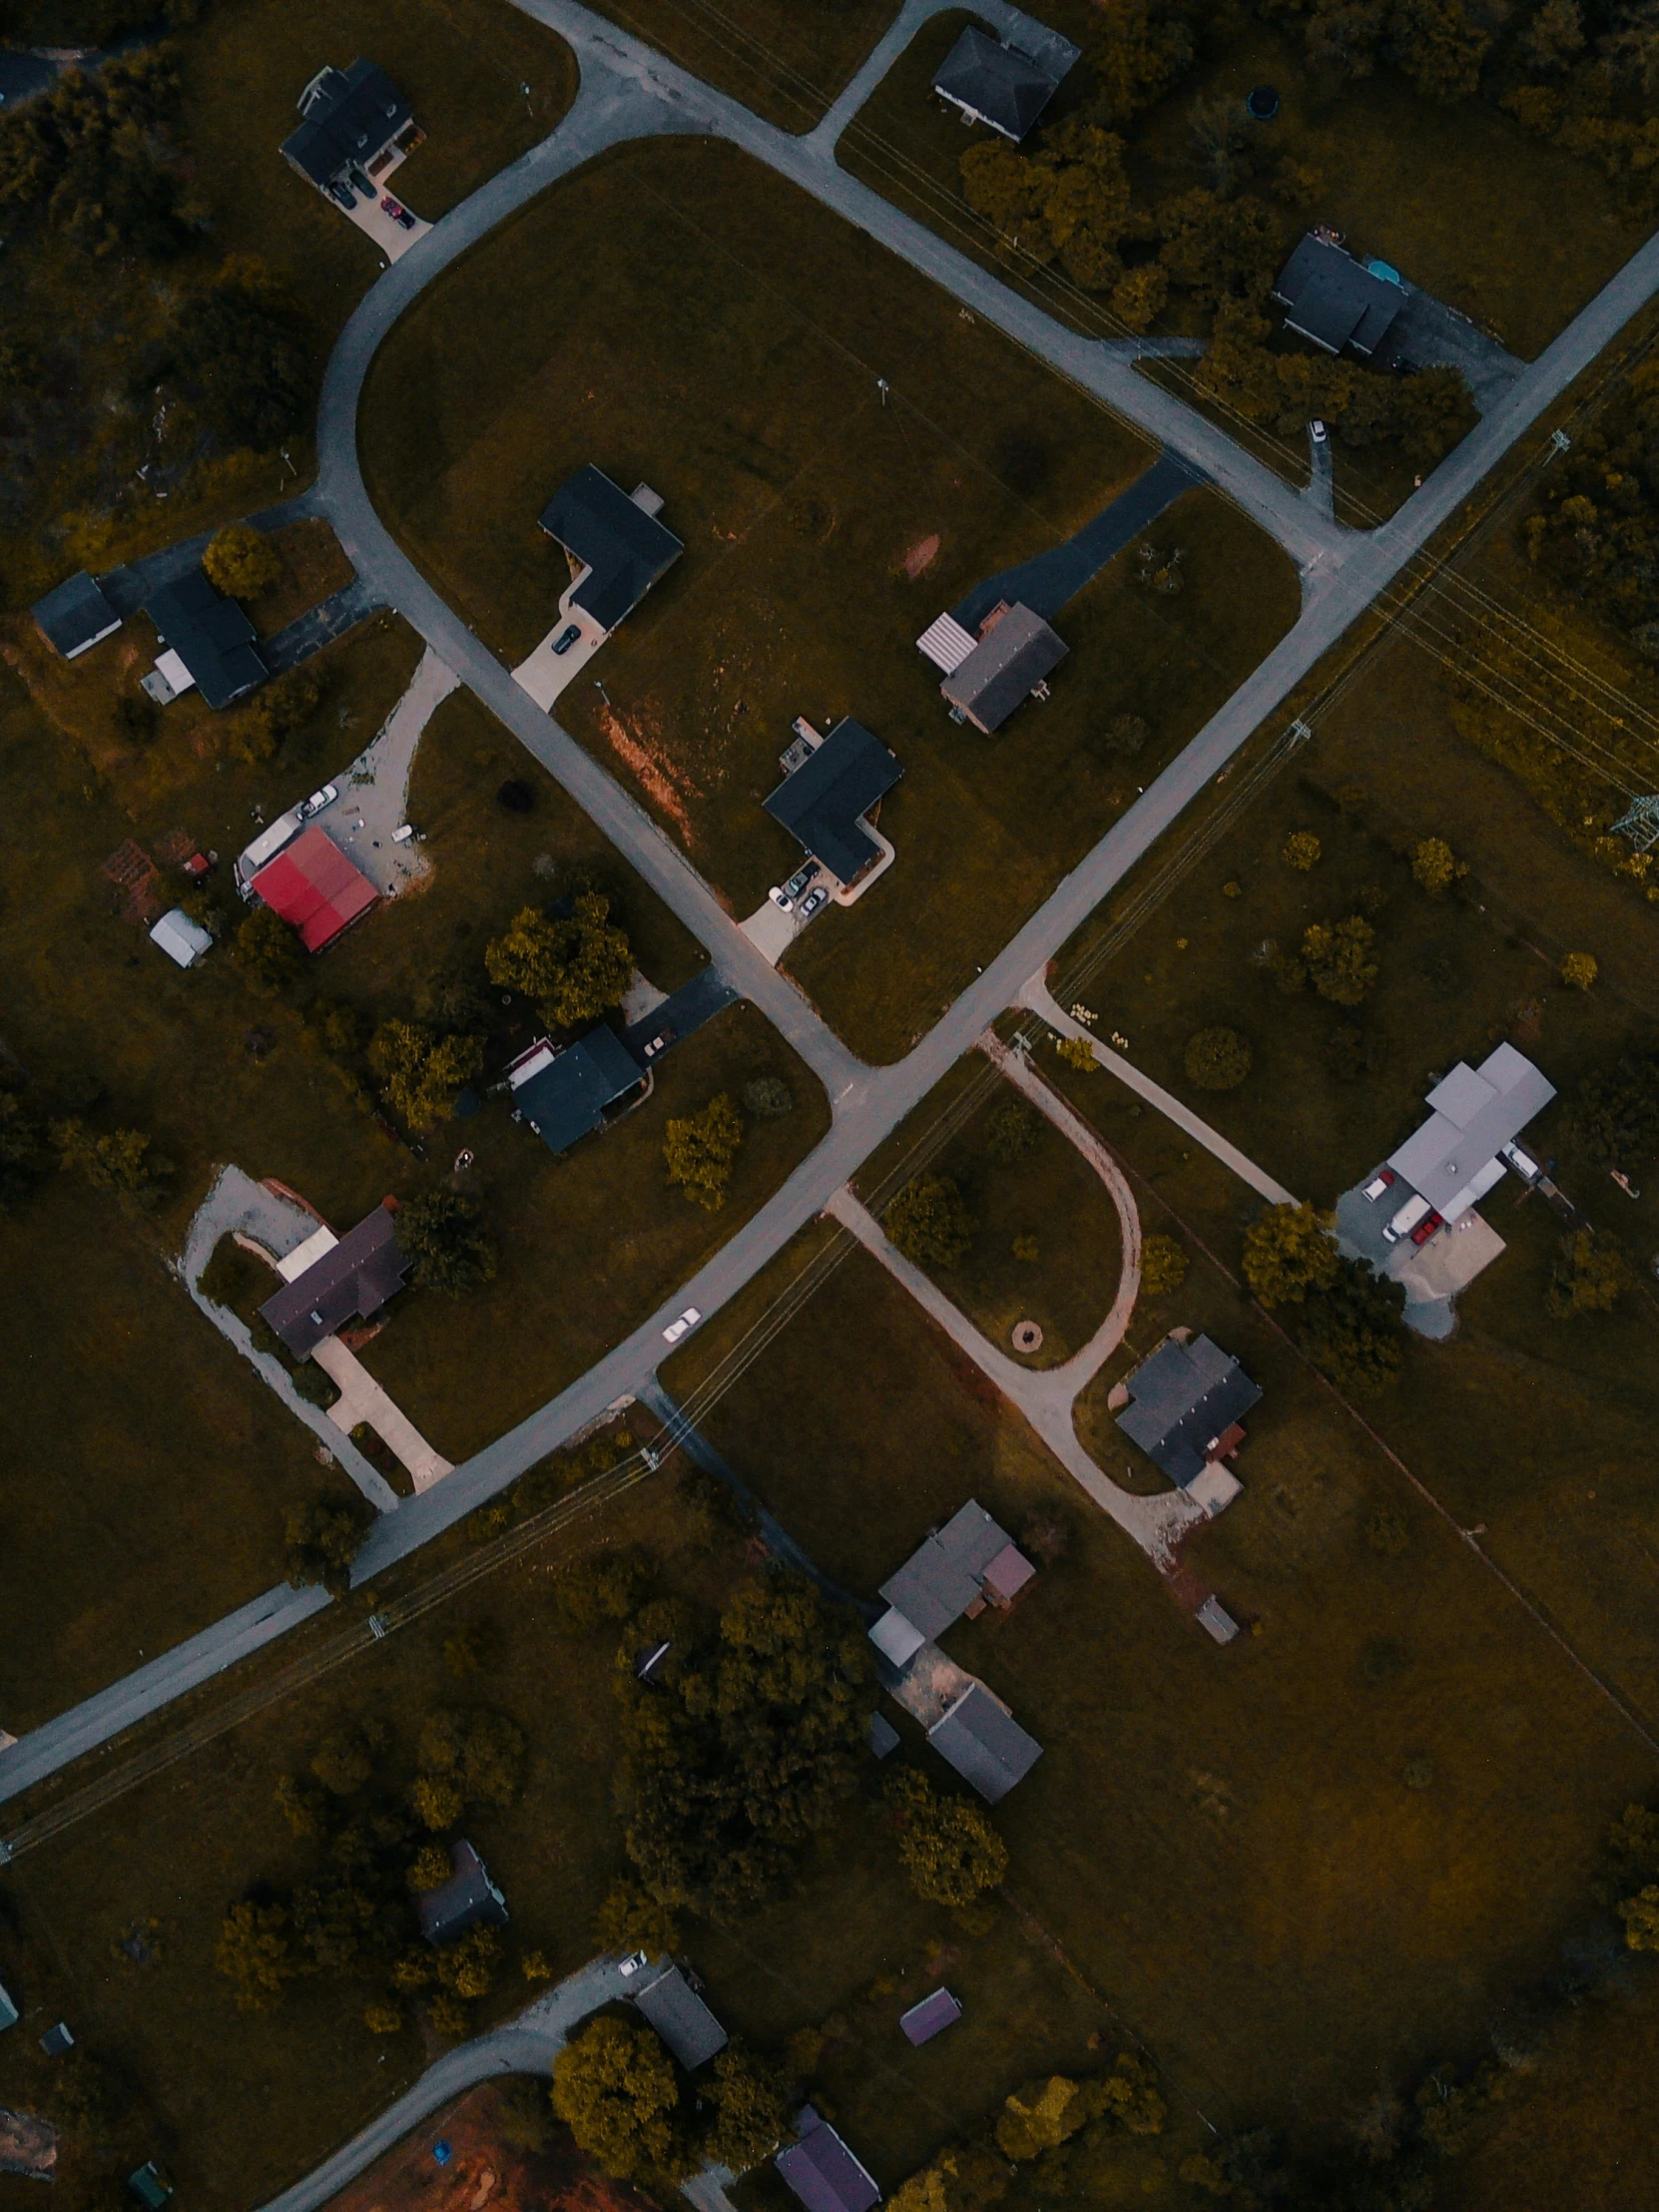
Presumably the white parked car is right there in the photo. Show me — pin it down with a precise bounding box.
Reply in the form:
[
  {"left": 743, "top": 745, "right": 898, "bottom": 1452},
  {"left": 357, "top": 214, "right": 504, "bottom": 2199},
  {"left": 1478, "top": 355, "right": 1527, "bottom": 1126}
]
[
  {"left": 662, "top": 1306, "right": 702, "bottom": 1346},
  {"left": 617, "top": 1950, "right": 650, "bottom": 1978},
  {"left": 296, "top": 784, "right": 338, "bottom": 821}
]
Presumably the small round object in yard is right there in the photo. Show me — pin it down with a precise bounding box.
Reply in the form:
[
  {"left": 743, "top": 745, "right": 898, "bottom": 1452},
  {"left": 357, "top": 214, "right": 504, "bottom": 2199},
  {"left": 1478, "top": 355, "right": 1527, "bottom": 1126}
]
[
  {"left": 496, "top": 777, "right": 534, "bottom": 813},
  {"left": 1012, "top": 1320, "right": 1044, "bottom": 1355},
  {"left": 1246, "top": 84, "right": 1280, "bottom": 120},
  {"left": 433, "top": 2142, "right": 452, "bottom": 2167}
]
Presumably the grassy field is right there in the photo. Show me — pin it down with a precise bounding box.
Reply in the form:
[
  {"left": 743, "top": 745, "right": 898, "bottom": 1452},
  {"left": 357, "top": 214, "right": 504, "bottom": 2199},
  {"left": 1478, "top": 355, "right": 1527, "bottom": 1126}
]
[
  {"left": 4, "top": 0, "right": 575, "bottom": 610},
  {"left": 0, "top": 1471, "right": 1210, "bottom": 2212},
  {"left": 361, "top": 136, "right": 1299, "bottom": 1060},
  {"left": 580, "top": 0, "right": 894, "bottom": 131},
  {"left": 0, "top": 635, "right": 824, "bottom": 1704},
  {"left": 850, "top": 1060, "right": 1123, "bottom": 1369},
  {"left": 661, "top": 1225, "right": 1658, "bottom": 2144}
]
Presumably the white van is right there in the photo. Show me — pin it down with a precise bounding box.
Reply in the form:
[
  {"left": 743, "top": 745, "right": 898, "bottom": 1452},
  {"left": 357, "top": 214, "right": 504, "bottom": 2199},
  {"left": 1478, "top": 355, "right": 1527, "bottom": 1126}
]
[
  {"left": 1383, "top": 1192, "right": 1431, "bottom": 1244},
  {"left": 234, "top": 809, "right": 303, "bottom": 897}
]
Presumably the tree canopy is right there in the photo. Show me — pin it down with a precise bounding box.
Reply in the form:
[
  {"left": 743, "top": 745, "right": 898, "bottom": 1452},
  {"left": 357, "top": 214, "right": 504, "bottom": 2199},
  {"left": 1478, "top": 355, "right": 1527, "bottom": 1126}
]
[
  {"left": 171, "top": 257, "right": 311, "bottom": 448},
  {"left": 485, "top": 891, "right": 634, "bottom": 1029},
  {"left": 1546, "top": 1229, "right": 1634, "bottom": 1317},
  {"left": 885, "top": 1173, "right": 973, "bottom": 1267},
  {"left": 1566, "top": 1045, "right": 1659, "bottom": 1169},
  {"left": 235, "top": 904, "right": 305, "bottom": 996},
  {"left": 369, "top": 1022, "right": 485, "bottom": 1130},
  {"left": 1183, "top": 1027, "right": 1252, "bottom": 1090},
  {"left": 884, "top": 1769, "right": 1008, "bottom": 1906},
  {"left": 552, "top": 2017, "right": 685, "bottom": 2181},
  {"left": 282, "top": 1484, "right": 373, "bottom": 1597},
  {"left": 664, "top": 1093, "right": 745, "bottom": 1212},
  {"left": 396, "top": 1188, "right": 498, "bottom": 1295},
  {"left": 205, "top": 520, "right": 281, "bottom": 600},
  {"left": 616, "top": 1574, "right": 876, "bottom": 1918},
  {"left": 1241, "top": 1202, "right": 1341, "bottom": 1308},
  {"left": 1296, "top": 1255, "right": 1406, "bottom": 1392}
]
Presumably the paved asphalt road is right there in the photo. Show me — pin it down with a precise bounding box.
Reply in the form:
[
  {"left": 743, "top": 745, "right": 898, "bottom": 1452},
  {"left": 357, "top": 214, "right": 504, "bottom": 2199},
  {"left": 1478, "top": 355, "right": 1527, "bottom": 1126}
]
[{"left": 7, "top": 0, "right": 1659, "bottom": 1814}]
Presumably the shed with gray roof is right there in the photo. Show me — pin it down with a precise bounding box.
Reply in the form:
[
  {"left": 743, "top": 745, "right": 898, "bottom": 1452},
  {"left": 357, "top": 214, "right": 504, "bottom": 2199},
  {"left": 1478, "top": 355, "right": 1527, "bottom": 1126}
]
[
  {"left": 777, "top": 2108, "right": 881, "bottom": 2212},
  {"left": 632, "top": 1964, "right": 728, "bottom": 2070},
  {"left": 32, "top": 571, "right": 121, "bottom": 661},
  {"left": 940, "top": 603, "right": 1067, "bottom": 733},
  {"left": 926, "top": 1680, "right": 1043, "bottom": 1803}
]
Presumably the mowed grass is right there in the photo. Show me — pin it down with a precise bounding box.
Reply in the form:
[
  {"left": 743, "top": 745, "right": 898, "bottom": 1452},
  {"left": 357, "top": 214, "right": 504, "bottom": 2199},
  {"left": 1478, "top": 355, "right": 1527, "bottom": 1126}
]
[
  {"left": 361, "top": 136, "right": 1299, "bottom": 1060},
  {"left": 0, "top": 640, "right": 822, "bottom": 1702},
  {"left": 0, "top": 1476, "right": 1200, "bottom": 2212},
  {"left": 851, "top": 1059, "right": 1124, "bottom": 1368},
  {"left": 663, "top": 1228, "right": 1657, "bottom": 2137}
]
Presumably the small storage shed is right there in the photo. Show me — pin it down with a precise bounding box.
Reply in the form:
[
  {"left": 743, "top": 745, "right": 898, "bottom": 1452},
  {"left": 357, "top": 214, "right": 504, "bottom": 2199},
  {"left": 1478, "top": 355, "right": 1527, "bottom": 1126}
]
[
  {"left": 777, "top": 2107, "right": 882, "bottom": 2212},
  {"left": 898, "top": 1987, "right": 962, "bottom": 2045},
  {"left": 632, "top": 1963, "right": 729, "bottom": 2070},
  {"left": 149, "top": 907, "right": 214, "bottom": 969},
  {"left": 417, "top": 1840, "right": 509, "bottom": 1944},
  {"left": 32, "top": 571, "right": 121, "bottom": 661}
]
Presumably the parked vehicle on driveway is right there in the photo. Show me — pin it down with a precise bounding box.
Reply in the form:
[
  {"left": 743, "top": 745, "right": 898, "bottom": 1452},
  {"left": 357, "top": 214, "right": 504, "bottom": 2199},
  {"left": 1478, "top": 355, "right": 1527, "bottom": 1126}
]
[
  {"left": 1382, "top": 1192, "right": 1430, "bottom": 1244},
  {"left": 296, "top": 783, "right": 338, "bottom": 822},
  {"left": 662, "top": 1306, "right": 702, "bottom": 1346},
  {"left": 1310, "top": 418, "right": 1328, "bottom": 443},
  {"left": 799, "top": 885, "right": 830, "bottom": 920},
  {"left": 551, "top": 624, "right": 582, "bottom": 655},
  {"left": 379, "top": 195, "right": 415, "bottom": 229},
  {"left": 1409, "top": 1210, "right": 1444, "bottom": 1247},
  {"left": 1363, "top": 1167, "right": 1396, "bottom": 1202},
  {"left": 328, "top": 181, "right": 355, "bottom": 210},
  {"left": 640, "top": 1022, "right": 677, "bottom": 1062}
]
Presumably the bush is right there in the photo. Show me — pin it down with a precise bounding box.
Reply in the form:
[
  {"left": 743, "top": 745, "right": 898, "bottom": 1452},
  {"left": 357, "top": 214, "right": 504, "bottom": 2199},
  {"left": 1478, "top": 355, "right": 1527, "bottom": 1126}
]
[
  {"left": 1055, "top": 1034, "right": 1097, "bottom": 1072},
  {"left": 884, "top": 1769, "right": 1007, "bottom": 1906},
  {"left": 1242, "top": 1203, "right": 1340, "bottom": 1308},
  {"left": 1139, "top": 1234, "right": 1189, "bottom": 1297},
  {"left": 1560, "top": 950, "right": 1599, "bottom": 990},
  {"left": 235, "top": 904, "right": 304, "bottom": 995},
  {"left": 204, "top": 520, "right": 280, "bottom": 600},
  {"left": 1547, "top": 1230, "right": 1633, "bottom": 1317},
  {"left": 1183, "top": 1027, "right": 1252, "bottom": 1091},
  {"left": 363, "top": 1999, "right": 403, "bottom": 2036},
  {"left": 1103, "top": 714, "right": 1149, "bottom": 757},
  {"left": 741, "top": 1074, "right": 794, "bottom": 1118},
  {"left": 1281, "top": 830, "right": 1321, "bottom": 870},
  {"left": 397, "top": 1188, "right": 497, "bottom": 1295},
  {"left": 1301, "top": 915, "right": 1379, "bottom": 1006},
  {"left": 1410, "top": 836, "right": 1458, "bottom": 894},
  {"left": 984, "top": 1098, "right": 1039, "bottom": 1163},
  {"left": 1367, "top": 1505, "right": 1409, "bottom": 1557},
  {"left": 556, "top": 1550, "right": 650, "bottom": 1631},
  {"left": 885, "top": 1173, "right": 973, "bottom": 1266},
  {"left": 282, "top": 1484, "right": 372, "bottom": 1597}
]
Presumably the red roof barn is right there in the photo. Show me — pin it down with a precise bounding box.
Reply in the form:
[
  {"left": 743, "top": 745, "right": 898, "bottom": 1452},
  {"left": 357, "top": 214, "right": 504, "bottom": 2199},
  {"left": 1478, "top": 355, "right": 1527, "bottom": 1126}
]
[{"left": 250, "top": 827, "right": 377, "bottom": 952}]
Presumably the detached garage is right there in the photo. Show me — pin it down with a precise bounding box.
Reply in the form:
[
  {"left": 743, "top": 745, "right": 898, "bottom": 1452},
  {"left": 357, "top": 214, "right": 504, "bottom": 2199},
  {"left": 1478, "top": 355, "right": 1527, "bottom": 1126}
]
[{"left": 250, "top": 826, "right": 377, "bottom": 951}]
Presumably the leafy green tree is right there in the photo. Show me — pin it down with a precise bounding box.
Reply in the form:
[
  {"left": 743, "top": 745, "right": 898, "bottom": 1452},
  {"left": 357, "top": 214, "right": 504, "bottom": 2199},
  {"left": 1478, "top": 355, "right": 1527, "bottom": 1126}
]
[
  {"left": 406, "top": 1844, "right": 453, "bottom": 1893},
  {"left": 172, "top": 257, "right": 311, "bottom": 447},
  {"left": 363, "top": 1999, "right": 404, "bottom": 2035},
  {"left": 595, "top": 1879, "right": 680, "bottom": 1956},
  {"left": 1547, "top": 1230, "right": 1633, "bottom": 1317},
  {"left": 663, "top": 1091, "right": 745, "bottom": 1212},
  {"left": 1298, "top": 1257, "right": 1406, "bottom": 1392},
  {"left": 435, "top": 1925, "right": 501, "bottom": 2001},
  {"left": 617, "top": 1574, "right": 875, "bottom": 1918},
  {"left": 410, "top": 1774, "right": 463, "bottom": 1830},
  {"left": 1055, "top": 1034, "right": 1098, "bottom": 1072},
  {"left": 282, "top": 1485, "right": 372, "bottom": 1597},
  {"left": 985, "top": 1099, "right": 1039, "bottom": 1164},
  {"left": 1410, "top": 835, "right": 1458, "bottom": 893},
  {"left": 1089, "top": 0, "right": 1195, "bottom": 121},
  {"left": 1300, "top": 914, "right": 1380, "bottom": 1005},
  {"left": 1566, "top": 1047, "right": 1659, "bottom": 1169},
  {"left": 461, "top": 1712, "right": 525, "bottom": 1808},
  {"left": 1242, "top": 1202, "right": 1340, "bottom": 1308},
  {"left": 1183, "top": 1027, "right": 1252, "bottom": 1090},
  {"left": 48, "top": 1117, "right": 169, "bottom": 1200},
  {"left": 1560, "top": 950, "right": 1599, "bottom": 990},
  {"left": 486, "top": 892, "right": 634, "bottom": 1028},
  {"left": 552, "top": 2016, "right": 685, "bottom": 2181},
  {"left": 428, "top": 1991, "right": 472, "bottom": 2039},
  {"left": 396, "top": 1187, "right": 498, "bottom": 1293},
  {"left": 0, "top": 49, "right": 191, "bottom": 258},
  {"left": 370, "top": 1022, "right": 485, "bottom": 1130},
  {"left": 885, "top": 1173, "right": 973, "bottom": 1266},
  {"left": 1618, "top": 1886, "right": 1659, "bottom": 1950},
  {"left": 1282, "top": 830, "right": 1321, "bottom": 870},
  {"left": 215, "top": 1901, "right": 302, "bottom": 2011},
  {"left": 1139, "top": 1234, "right": 1189, "bottom": 1297},
  {"left": 235, "top": 903, "right": 305, "bottom": 995},
  {"left": 704, "top": 2045, "right": 791, "bottom": 2172},
  {"left": 556, "top": 1550, "right": 651, "bottom": 1632},
  {"left": 1389, "top": 0, "right": 1491, "bottom": 101},
  {"left": 884, "top": 1769, "right": 1008, "bottom": 1906},
  {"left": 204, "top": 520, "right": 280, "bottom": 600},
  {"left": 310, "top": 1728, "right": 374, "bottom": 1797}
]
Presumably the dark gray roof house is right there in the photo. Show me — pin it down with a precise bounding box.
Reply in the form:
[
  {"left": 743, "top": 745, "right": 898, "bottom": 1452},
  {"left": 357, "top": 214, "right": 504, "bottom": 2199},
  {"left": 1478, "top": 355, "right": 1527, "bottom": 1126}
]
[
  {"left": 632, "top": 1964, "right": 729, "bottom": 2070},
  {"left": 258, "top": 1203, "right": 411, "bottom": 1361},
  {"left": 763, "top": 718, "right": 903, "bottom": 888},
  {"left": 926, "top": 1680, "right": 1043, "bottom": 1803},
  {"left": 1271, "top": 234, "right": 1404, "bottom": 359},
  {"left": 417, "top": 1840, "right": 509, "bottom": 1944},
  {"left": 32, "top": 570, "right": 121, "bottom": 661},
  {"left": 0, "top": 1978, "right": 17, "bottom": 2033},
  {"left": 876, "top": 1501, "right": 1016, "bottom": 1643},
  {"left": 940, "top": 603, "right": 1067, "bottom": 733},
  {"left": 931, "top": 21, "right": 1080, "bottom": 142},
  {"left": 1116, "top": 1334, "right": 1261, "bottom": 1487},
  {"left": 506, "top": 1027, "right": 646, "bottom": 1157},
  {"left": 144, "top": 569, "right": 268, "bottom": 711},
  {"left": 538, "top": 466, "right": 684, "bottom": 635},
  {"left": 281, "top": 60, "right": 412, "bottom": 191},
  {"left": 777, "top": 2107, "right": 881, "bottom": 2212}
]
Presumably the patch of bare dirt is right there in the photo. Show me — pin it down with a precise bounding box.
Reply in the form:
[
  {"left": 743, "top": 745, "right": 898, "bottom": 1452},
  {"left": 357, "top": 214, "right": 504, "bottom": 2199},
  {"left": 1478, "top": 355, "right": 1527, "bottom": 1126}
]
[
  {"left": 903, "top": 533, "right": 940, "bottom": 579},
  {"left": 329, "top": 2083, "right": 657, "bottom": 2212},
  {"left": 598, "top": 701, "right": 701, "bottom": 846}
]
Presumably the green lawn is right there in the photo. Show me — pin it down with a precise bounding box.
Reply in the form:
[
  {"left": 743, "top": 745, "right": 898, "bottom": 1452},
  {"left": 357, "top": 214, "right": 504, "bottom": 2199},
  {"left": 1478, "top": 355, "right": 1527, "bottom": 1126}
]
[
  {"left": 851, "top": 1059, "right": 1123, "bottom": 1368},
  {"left": 4, "top": 0, "right": 576, "bottom": 610},
  {"left": 361, "top": 136, "right": 1298, "bottom": 1061},
  {"left": 664, "top": 1228, "right": 1655, "bottom": 2143},
  {"left": 0, "top": 642, "right": 824, "bottom": 1704}
]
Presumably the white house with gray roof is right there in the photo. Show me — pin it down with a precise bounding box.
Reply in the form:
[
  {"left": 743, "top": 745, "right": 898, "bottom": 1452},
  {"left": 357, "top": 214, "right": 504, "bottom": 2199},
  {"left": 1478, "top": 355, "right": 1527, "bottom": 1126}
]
[{"left": 1384, "top": 1042, "right": 1554, "bottom": 1224}]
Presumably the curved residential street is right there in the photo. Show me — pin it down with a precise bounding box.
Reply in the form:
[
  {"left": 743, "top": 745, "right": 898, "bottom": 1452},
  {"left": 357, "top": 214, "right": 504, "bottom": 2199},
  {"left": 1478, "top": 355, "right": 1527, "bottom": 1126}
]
[{"left": 6, "top": 0, "right": 1659, "bottom": 1836}]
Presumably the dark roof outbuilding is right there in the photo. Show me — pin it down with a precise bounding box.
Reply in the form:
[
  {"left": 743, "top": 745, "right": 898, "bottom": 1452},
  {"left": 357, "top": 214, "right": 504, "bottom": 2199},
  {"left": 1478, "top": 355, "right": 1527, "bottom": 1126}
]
[
  {"left": 32, "top": 570, "right": 121, "bottom": 661},
  {"left": 281, "top": 59, "right": 411, "bottom": 188},
  {"left": 940, "top": 603, "right": 1067, "bottom": 733},
  {"left": 538, "top": 466, "right": 684, "bottom": 635},
  {"left": 144, "top": 568, "right": 268, "bottom": 710},
  {"left": 258, "top": 1203, "right": 411, "bottom": 1361},
  {"left": 632, "top": 1965, "right": 729, "bottom": 2070},
  {"left": 763, "top": 718, "right": 903, "bottom": 887},
  {"left": 1270, "top": 234, "right": 1404, "bottom": 359},
  {"left": 511, "top": 1026, "right": 645, "bottom": 1157},
  {"left": 776, "top": 2109, "right": 881, "bottom": 2212},
  {"left": 931, "top": 23, "right": 1079, "bottom": 141},
  {"left": 417, "top": 1840, "right": 509, "bottom": 1944}
]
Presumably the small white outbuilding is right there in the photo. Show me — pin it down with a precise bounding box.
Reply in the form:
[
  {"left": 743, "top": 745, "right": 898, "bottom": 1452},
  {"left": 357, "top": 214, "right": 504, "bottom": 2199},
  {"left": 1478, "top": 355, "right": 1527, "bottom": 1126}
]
[{"left": 149, "top": 907, "right": 214, "bottom": 969}]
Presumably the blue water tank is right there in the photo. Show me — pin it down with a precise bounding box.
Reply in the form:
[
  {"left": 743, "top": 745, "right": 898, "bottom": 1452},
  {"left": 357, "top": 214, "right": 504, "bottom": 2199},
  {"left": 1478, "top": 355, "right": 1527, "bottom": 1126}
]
[{"left": 1366, "top": 259, "right": 1404, "bottom": 286}]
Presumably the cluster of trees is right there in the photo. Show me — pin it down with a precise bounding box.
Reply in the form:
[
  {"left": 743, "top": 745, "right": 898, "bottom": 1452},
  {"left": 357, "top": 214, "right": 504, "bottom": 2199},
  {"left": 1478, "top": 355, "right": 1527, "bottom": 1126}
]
[
  {"left": 1523, "top": 360, "right": 1659, "bottom": 650},
  {"left": 282, "top": 1481, "right": 374, "bottom": 1596},
  {"left": 167, "top": 255, "right": 312, "bottom": 450},
  {"left": 1269, "top": 913, "right": 1382, "bottom": 1005},
  {"left": 48, "top": 1111, "right": 172, "bottom": 1208},
  {"left": 216, "top": 1706, "right": 526, "bottom": 2037},
  {"left": 1566, "top": 1039, "right": 1659, "bottom": 1169},
  {"left": 228, "top": 662, "right": 326, "bottom": 767},
  {"left": 1501, "top": 0, "right": 1659, "bottom": 212},
  {"left": 398, "top": 1187, "right": 499, "bottom": 1295},
  {"left": 1243, "top": 1201, "right": 1406, "bottom": 1391},
  {"left": 370, "top": 1019, "right": 485, "bottom": 1128},
  {"left": 612, "top": 1572, "right": 876, "bottom": 1920},
  {"left": 883, "top": 1769, "right": 1007, "bottom": 1905},
  {"left": 486, "top": 891, "right": 634, "bottom": 1032},
  {"left": 0, "top": 48, "right": 197, "bottom": 259},
  {"left": 1546, "top": 1226, "right": 1634, "bottom": 1316},
  {"left": 886, "top": 1171, "right": 974, "bottom": 1266},
  {"left": 886, "top": 2055, "right": 1166, "bottom": 2212},
  {"left": 664, "top": 1091, "right": 746, "bottom": 1210},
  {"left": 552, "top": 2018, "right": 790, "bottom": 2185}
]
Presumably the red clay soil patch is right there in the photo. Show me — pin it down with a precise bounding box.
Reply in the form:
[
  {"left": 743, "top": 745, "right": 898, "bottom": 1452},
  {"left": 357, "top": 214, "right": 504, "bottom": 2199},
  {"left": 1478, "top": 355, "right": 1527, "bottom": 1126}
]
[
  {"left": 599, "top": 703, "right": 701, "bottom": 848},
  {"left": 903, "top": 532, "right": 940, "bottom": 579},
  {"left": 328, "top": 2082, "right": 658, "bottom": 2212}
]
